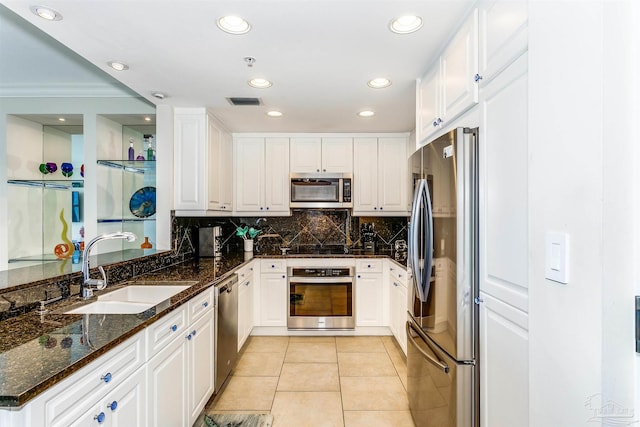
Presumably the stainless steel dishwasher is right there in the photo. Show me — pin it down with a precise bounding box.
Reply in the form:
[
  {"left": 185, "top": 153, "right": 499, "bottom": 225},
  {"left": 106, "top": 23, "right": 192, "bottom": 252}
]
[{"left": 214, "top": 275, "right": 238, "bottom": 392}]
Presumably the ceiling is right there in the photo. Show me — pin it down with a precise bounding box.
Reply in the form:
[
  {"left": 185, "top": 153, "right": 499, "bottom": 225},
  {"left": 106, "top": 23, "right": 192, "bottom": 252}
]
[{"left": 0, "top": 1, "right": 474, "bottom": 133}]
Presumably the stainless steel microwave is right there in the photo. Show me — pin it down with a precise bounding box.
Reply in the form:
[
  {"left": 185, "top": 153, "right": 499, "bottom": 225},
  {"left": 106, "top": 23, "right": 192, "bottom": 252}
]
[{"left": 290, "top": 173, "right": 352, "bottom": 208}]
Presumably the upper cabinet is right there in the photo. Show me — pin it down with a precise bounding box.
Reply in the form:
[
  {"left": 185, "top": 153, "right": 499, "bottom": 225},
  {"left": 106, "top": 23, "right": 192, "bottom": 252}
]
[
  {"left": 417, "top": 9, "right": 479, "bottom": 145},
  {"left": 235, "top": 137, "right": 290, "bottom": 215},
  {"left": 290, "top": 137, "right": 353, "bottom": 173},
  {"left": 173, "top": 108, "right": 232, "bottom": 213},
  {"left": 478, "top": 0, "right": 528, "bottom": 87},
  {"left": 353, "top": 137, "right": 408, "bottom": 216}
]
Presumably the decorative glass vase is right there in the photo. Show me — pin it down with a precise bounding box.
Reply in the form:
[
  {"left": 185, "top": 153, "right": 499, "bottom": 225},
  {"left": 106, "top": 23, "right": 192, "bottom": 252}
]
[{"left": 141, "top": 236, "right": 153, "bottom": 249}]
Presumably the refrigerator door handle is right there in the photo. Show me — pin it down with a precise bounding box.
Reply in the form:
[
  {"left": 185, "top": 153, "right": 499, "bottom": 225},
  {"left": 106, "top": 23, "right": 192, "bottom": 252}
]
[
  {"left": 406, "top": 320, "right": 450, "bottom": 374},
  {"left": 409, "top": 179, "right": 434, "bottom": 302}
]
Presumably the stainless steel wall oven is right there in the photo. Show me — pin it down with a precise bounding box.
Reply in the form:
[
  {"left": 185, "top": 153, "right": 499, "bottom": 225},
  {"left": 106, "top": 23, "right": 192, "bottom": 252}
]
[{"left": 287, "top": 267, "right": 355, "bottom": 329}]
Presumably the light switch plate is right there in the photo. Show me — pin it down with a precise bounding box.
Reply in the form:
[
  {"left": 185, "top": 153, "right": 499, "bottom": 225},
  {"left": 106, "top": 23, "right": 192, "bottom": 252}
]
[{"left": 545, "top": 232, "right": 569, "bottom": 284}]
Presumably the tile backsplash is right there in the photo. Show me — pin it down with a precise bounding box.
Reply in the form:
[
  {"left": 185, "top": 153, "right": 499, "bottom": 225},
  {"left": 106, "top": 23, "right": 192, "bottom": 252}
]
[{"left": 174, "top": 210, "right": 408, "bottom": 256}]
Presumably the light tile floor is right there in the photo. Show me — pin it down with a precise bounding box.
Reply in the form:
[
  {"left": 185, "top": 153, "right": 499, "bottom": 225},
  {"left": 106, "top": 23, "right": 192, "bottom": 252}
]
[{"left": 207, "top": 335, "right": 416, "bottom": 427}]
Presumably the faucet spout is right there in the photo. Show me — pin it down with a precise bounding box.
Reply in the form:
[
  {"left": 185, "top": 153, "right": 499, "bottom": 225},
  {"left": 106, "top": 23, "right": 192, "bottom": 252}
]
[{"left": 81, "top": 232, "right": 136, "bottom": 299}]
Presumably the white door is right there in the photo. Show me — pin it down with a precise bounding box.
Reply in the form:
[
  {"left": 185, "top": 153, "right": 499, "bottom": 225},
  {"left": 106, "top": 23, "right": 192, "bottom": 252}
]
[
  {"left": 355, "top": 273, "right": 383, "bottom": 326},
  {"left": 417, "top": 63, "right": 442, "bottom": 144},
  {"left": 147, "top": 337, "right": 188, "bottom": 427},
  {"left": 289, "top": 137, "right": 321, "bottom": 173},
  {"left": 353, "top": 138, "right": 378, "bottom": 213},
  {"left": 174, "top": 108, "right": 207, "bottom": 210},
  {"left": 377, "top": 137, "right": 407, "bottom": 213},
  {"left": 188, "top": 312, "right": 215, "bottom": 426},
  {"left": 109, "top": 368, "right": 147, "bottom": 427},
  {"left": 321, "top": 137, "right": 353, "bottom": 173},
  {"left": 260, "top": 273, "right": 287, "bottom": 326},
  {"left": 235, "top": 137, "right": 265, "bottom": 212},
  {"left": 264, "top": 137, "right": 290, "bottom": 213}
]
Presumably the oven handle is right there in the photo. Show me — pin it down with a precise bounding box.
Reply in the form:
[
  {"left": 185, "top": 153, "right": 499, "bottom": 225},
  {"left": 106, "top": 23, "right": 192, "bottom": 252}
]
[{"left": 288, "top": 277, "right": 354, "bottom": 284}]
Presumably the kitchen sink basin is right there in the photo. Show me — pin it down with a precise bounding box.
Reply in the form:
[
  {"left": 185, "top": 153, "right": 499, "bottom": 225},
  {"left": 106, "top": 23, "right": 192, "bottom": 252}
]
[
  {"left": 98, "top": 284, "right": 193, "bottom": 304},
  {"left": 65, "top": 301, "right": 154, "bottom": 314},
  {"left": 64, "top": 281, "right": 197, "bottom": 314}
]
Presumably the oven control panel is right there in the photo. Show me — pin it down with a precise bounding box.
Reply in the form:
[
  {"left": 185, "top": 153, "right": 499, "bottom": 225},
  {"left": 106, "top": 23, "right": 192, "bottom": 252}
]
[{"left": 289, "top": 267, "right": 354, "bottom": 277}]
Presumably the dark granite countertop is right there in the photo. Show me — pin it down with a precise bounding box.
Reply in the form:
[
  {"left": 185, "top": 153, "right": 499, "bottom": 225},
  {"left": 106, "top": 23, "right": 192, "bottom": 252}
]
[{"left": 0, "top": 251, "right": 406, "bottom": 408}]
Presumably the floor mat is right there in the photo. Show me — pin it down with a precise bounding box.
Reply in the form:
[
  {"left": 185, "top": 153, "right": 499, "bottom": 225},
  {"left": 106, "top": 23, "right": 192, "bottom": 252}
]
[{"left": 196, "top": 413, "right": 274, "bottom": 427}]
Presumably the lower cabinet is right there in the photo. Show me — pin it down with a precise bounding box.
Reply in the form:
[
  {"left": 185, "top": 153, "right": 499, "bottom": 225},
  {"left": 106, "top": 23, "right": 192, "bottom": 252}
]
[
  {"left": 188, "top": 310, "right": 215, "bottom": 425},
  {"left": 260, "top": 272, "right": 287, "bottom": 327},
  {"left": 355, "top": 273, "right": 383, "bottom": 327},
  {"left": 237, "top": 264, "right": 255, "bottom": 350}
]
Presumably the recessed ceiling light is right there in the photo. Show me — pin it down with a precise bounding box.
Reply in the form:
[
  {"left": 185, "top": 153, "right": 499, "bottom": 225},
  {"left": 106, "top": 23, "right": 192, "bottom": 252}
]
[
  {"left": 217, "top": 15, "right": 251, "bottom": 34},
  {"left": 249, "top": 78, "right": 272, "bottom": 89},
  {"left": 30, "top": 5, "right": 62, "bottom": 21},
  {"left": 152, "top": 92, "right": 166, "bottom": 99},
  {"left": 266, "top": 110, "right": 283, "bottom": 117},
  {"left": 367, "top": 78, "right": 392, "bottom": 89},
  {"left": 57, "top": 117, "right": 65, "bottom": 122},
  {"left": 108, "top": 61, "right": 129, "bottom": 71},
  {"left": 389, "top": 15, "right": 423, "bottom": 34},
  {"left": 358, "top": 110, "right": 375, "bottom": 118},
  {"left": 144, "top": 117, "right": 152, "bottom": 122}
]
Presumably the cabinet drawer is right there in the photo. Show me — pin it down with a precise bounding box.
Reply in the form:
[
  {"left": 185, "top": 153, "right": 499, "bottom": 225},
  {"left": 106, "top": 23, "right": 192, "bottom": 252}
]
[
  {"left": 44, "top": 333, "right": 145, "bottom": 427},
  {"left": 146, "top": 304, "right": 188, "bottom": 357},
  {"left": 188, "top": 288, "right": 214, "bottom": 323},
  {"left": 261, "top": 259, "right": 286, "bottom": 273},
  {"left": 389, "top": 264, "right": 408, "bottom": 285},
  {"left": 355, "top": 259, "right": 383, "bottom": 273},
  {"left": 236, "top": 263, "right": 255, "bottom": 282}
]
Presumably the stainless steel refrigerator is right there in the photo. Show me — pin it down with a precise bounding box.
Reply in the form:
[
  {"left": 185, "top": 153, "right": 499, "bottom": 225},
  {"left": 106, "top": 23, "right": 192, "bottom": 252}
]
[{"left": 407, "top": 127, "right": 479, "bottom": 427}]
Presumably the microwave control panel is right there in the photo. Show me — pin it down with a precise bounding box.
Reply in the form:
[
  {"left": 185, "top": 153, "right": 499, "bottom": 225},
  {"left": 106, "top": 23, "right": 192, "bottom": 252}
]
[{"left": 343, "top": 179, "right": 351, "bottom": 202}]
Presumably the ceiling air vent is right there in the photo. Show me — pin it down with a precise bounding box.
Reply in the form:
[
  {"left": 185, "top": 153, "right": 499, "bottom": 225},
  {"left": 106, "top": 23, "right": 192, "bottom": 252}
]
[{"left": 227, "top": 97, "right": 261, "bottom": 106}]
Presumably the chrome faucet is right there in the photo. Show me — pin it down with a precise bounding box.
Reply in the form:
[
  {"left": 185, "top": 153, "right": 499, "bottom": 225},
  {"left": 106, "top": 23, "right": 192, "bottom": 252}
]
[{"left": 81, "top": 232, "right": 136, "bottom": 299}]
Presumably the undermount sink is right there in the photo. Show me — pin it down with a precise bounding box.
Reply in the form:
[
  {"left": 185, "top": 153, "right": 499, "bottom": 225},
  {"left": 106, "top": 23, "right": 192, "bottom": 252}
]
[
  {"left": 64, "top": 281, "right": 197, "bottom": 315},
  {"left": 65, "top": 300, "right": 154, "bottom": 315}
]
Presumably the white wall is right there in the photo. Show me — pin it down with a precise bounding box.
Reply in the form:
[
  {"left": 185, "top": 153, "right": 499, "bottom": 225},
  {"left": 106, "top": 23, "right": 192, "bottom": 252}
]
[{"left": 529, "top": 1, "right": 638, "bottom": 425}]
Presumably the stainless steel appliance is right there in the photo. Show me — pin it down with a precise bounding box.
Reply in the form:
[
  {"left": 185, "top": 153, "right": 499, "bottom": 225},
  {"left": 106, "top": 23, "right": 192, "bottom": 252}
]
[
  {"left": 287, "top": 266, "right": 355, "bottom": 329},
  {"left": 407, "top": 127, "right": 479, "bottom": 427},
  {"left": 199, "top": 226, "right": 222, "bottom": 258},
  {"left": 214, "top": 275, "right": 238, "bottom": 391},
  {"left": 290, "top": 173, "right": 352, "bottom": 208}
]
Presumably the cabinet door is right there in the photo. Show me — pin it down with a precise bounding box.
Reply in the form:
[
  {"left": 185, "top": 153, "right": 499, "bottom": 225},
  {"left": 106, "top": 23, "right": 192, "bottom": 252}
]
[
  {"left": 147, "top": 336, "right": 188, "bottom": 427},
  {"left": 260, "top": 273, "right": 287, "bottom": 327},
  {"left": 264, "top": 137, "right": 290, "bottom": 213},
  {"left": 389, "top": 280, "right": 407, "bottom": 356},
  {"left": 441, "top": 9, "right": 479, "bottom": 125},
  {"left": 235, "top": 137, "right": 265, "bottom": 212},
  {"left": 174, "top": 108, "right": 207, "bottom": 210},
  {"left": 479, "top": 292, "right": 529, "bottom": 427},
  {"left": 321, "top": 137, "right": 353, "bottom": 173},
  {"left": 478, "top": 0, "right": 527, "bottom": 85},
  {"left": 108, "top": 367, "right": 147, "bottom": 427},
  {"left": 353, "top": 138, "right": 379, "bottom": 213},
  {"left": 207, "top": 118, "right": 233, "bottom": 211},
  {"left": 238, "top": 277, "right": 249, "bottom": 350},
  {"left": 417, "top": 62, "right": 442, "bottom": 144},
  {"left": 377, "top": 137, "right": 407, "bottom": 213},
  {"left": 289, "top": 137, "right": 321, "bottom": 173},
  {"left": 188, "top": 312, "right": 215, "bottom": 426},
  {"left": 355, "top": 273, "right": 383, "bottom": 326}
]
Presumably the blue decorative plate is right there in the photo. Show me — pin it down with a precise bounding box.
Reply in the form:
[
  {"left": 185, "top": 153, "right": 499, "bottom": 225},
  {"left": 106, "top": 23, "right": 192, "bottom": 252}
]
[{"left": 129, "top": 186, "right": 156, "bottom": 218}]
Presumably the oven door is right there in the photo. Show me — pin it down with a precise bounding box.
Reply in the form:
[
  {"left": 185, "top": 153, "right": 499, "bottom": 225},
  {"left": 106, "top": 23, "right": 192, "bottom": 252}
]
[{"left": 288, "top": 276, "right": 355, "bottom": 330}]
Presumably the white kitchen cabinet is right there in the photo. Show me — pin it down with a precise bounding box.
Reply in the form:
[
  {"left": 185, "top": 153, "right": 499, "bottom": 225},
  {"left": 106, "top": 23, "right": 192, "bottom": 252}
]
[
  {"left": 71, "top": 367, "right": 146, "bottom": 427},
  {"left": 34, "top": 333, "right": 146, "bottom": 427},
  {"left": 355, "top": 260, "right": 384, "bottom": 326},
  {"left": 187, "top": 309, "right": 215, "bottom": 426},
  {"left": 479, "top": 292, "right": 529, "bottom": 427},
  {"left": 237, "top": 262, "right": 255, "bottom": 350},
  {"left": 290, "top": 137, "right": 352, "bottom": 173},
  {"left": 235, "top": 137, "right": 290, "bottom": 215},
  {"left": 416, "top": 9, "right": 479, "bottom": 145},
  {"left": 207, "top": 118, "right": 233, "bottom": 211},
  {"left": 387, "top": 261, "right": 408, "bottom": 355},
  {"left": 259, "top": 262, "right": 287, "bottom": 327},
  {"left": 353, "top": 137, "right": 408, "bottom": 215},
  {"left": 147, "top": 327, "right": 189, "bottom": 427},
  {"left": 174, "top": 108, "right": 232, "bottom": 212},
  {"left": 478, "top": 0, "right": 527, "bottom": 86}
]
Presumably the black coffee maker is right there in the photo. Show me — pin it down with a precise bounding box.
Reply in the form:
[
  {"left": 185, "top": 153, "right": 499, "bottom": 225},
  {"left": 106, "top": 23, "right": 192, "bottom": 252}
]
[{"left": 361, "top": 223, "right": 377, "bottom": 252}]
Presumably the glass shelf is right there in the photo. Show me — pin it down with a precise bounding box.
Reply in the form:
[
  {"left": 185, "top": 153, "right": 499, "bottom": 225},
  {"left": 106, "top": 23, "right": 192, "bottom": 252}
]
[
  {"left": 8, "top": 179, "right": 84, "bottom": 189},
  {"left": 98, "top": 218, "right": 157, "bottom": 223},
  {"left": 97, "top": 160, "right": 155, "bottom": 174}
]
